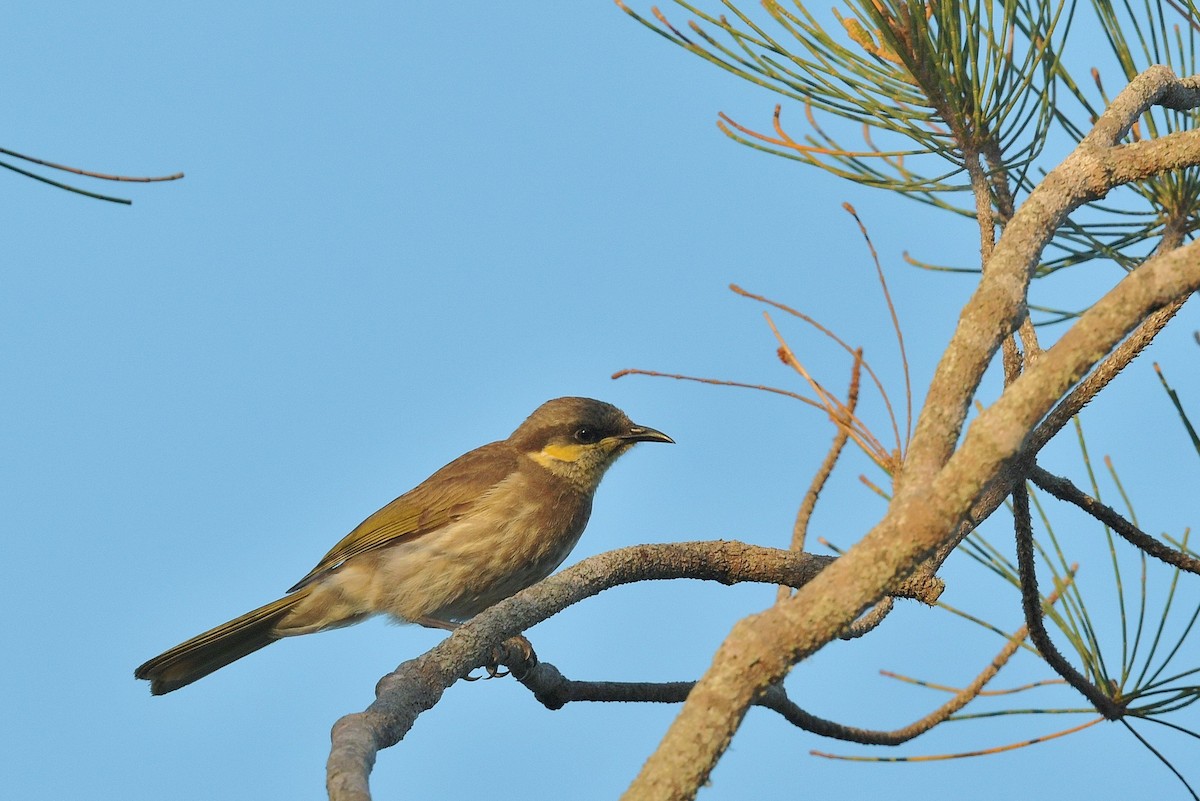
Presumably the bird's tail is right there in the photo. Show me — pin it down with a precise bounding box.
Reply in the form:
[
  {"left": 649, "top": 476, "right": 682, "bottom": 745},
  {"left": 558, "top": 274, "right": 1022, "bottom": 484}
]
[{"left": 135, "top": 592, "right": 305, "bottom": 695}]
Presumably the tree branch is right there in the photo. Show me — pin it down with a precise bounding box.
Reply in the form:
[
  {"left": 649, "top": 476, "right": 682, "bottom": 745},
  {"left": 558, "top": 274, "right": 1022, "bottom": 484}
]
[
  {"left": 510, "top": 568, "right": 1069, "bottom": 746},
  {"left": 902, "top": 67, "right": 1200, "bottom": 486},
  {"left": 325, "top": 541, "right": 943, "bottom": 800},
  {"left": 1026, "top": 296, "right": 1188, "bottom": 455},
  {"left": 1012, "top": 483, "right": 1126, "bottom": 719},
  {"left": 621, "top": 68, "right": 1200, "bottom": 801}
]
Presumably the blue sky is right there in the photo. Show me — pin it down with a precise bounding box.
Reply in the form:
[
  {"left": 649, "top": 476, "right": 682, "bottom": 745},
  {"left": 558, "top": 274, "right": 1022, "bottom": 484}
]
[{"left": 4, "top": 3, "right": 1199, "bottom": 800}]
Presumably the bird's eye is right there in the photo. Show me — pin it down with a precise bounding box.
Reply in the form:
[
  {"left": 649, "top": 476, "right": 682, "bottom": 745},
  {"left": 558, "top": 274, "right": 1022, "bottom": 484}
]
[{"left": 574, "top": 427, "right": 601, "bottom": 444}]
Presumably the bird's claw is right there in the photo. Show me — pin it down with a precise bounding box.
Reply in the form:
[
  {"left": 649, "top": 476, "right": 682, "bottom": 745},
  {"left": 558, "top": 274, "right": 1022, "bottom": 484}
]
[
  {"left": 463, "top": 636, "right": 534, "bottom": 681},
  {"left": 464, "top": 661, "right": 510, "bottom": 681}
]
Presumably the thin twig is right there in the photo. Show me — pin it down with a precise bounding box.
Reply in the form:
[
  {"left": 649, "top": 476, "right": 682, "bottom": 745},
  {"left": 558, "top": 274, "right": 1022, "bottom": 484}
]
[
  {"left": 611, "top": 368, "right": 823, "bottom": 410},
  {"left": 879, "top": 670, "right": 1066, "bottom": 696},
  {"left": 1030, "top": 466, "right": 1200, "bottom": 574},
  {"left": 777, "top": 353, "right": 862, "bottom": 601},
  {"left": 764, "top": 313, "right": 894, "bottom": 470},
  {"left": 0, "top": 146, "right": 184, "bottom": 181},
  {"left": 764, "top": 575, "right": 1071, "bottom": 745},
  {"left": 811, "top": 716, "right": 1104, "bottom": 761},
  {"left": 1120, "top": 719, "right": 1200, "bottom": 800},
  {"left": 842, "top": 202, "right": 913, "bottom": 448},
  {"left": 731, "top": 283, "right": 904, "bottom": 456},
  {"left": 0, "top": 159, "right": 135, "bottom": 205}
]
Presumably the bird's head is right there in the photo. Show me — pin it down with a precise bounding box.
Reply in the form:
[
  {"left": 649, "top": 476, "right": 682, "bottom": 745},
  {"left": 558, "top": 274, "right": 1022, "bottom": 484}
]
[{"left": 509, "top": 397, "right": 673, "bottom": 489}]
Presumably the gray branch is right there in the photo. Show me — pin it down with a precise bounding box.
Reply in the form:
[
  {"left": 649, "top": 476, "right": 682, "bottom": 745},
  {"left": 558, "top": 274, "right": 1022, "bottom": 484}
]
[{"left": 325, "top": 540, "right": 943, "bottom": 800}]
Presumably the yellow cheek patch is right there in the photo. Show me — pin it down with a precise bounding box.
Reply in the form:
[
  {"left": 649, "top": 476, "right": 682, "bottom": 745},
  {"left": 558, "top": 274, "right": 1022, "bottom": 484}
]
[{"left": 534, "top": 442, "right": 588, "bottom": 464}]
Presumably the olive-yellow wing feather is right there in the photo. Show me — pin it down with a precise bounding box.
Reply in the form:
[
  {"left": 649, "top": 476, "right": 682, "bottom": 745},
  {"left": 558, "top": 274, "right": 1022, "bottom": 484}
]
[{"left": 287, "top": 442, "right": 519, "bottom": 592}]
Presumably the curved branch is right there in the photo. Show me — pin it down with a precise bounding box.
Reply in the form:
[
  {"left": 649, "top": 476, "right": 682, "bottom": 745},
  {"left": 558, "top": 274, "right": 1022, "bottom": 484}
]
[
  {"left": 1013, "top": 483, "right": 1126, "bottom": 719},
  {"left": 509, "top": 621, "right": 993, "bottom": 744},
  {"left": 325, "top": 541, "right": 943, "bottom": 800},
  {"left": 0, "top": 146, "right": 183, "bottom": 204}
]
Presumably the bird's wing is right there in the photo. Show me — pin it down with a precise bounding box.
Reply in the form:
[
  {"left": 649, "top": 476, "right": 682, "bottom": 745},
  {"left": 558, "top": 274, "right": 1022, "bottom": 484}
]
[{"left": 286, "top": 442, "right": 519, "bottom": 592}]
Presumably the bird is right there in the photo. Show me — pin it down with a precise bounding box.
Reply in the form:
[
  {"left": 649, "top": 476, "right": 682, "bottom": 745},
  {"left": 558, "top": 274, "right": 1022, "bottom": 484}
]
[{"left": 134, "top": 396, "right": 672, "bottom": 695}]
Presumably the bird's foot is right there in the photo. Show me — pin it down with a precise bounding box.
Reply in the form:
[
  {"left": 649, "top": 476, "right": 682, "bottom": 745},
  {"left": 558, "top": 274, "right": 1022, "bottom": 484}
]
[{"left": 464, "top": 635, "right": 535, "bottom": 681}]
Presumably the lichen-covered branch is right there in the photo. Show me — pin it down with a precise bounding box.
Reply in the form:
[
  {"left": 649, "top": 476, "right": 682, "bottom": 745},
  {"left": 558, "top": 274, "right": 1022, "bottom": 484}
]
[
  {"left": 622, "top": 68, "right": 1200, "bottom": 801},
  {"left": 903, "top": 66, "right": 1200, "bottom": 486}
]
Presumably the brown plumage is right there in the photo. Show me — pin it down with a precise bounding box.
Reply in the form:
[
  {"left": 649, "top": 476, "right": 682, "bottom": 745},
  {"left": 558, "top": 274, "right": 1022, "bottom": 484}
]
[{"left": 135, "top": 397, "right": 671, "bottom": 695}]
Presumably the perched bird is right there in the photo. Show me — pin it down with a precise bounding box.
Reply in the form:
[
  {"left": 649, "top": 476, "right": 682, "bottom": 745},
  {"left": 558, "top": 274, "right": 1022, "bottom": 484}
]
[{"left": 135, "top": 397, "right": 672, "bottom": 695}]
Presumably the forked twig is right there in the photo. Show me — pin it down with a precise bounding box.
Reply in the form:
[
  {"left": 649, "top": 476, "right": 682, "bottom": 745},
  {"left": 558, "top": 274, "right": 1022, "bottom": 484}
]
[
  {"left": 765, "top": 313, "right": 895, "bottom": 471},
  {"left": 731, "top": 283, "right": 904, "bottom": 457}
]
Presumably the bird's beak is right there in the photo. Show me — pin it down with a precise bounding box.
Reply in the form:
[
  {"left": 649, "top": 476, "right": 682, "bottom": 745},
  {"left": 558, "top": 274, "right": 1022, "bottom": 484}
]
[{"left": 622, "top": 424, "right": 674, "bottom": 444}]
